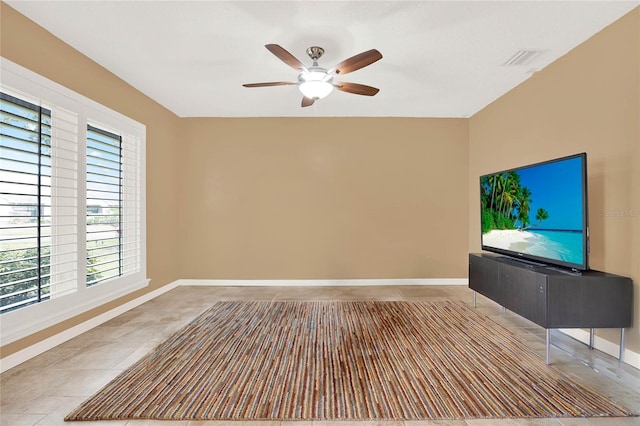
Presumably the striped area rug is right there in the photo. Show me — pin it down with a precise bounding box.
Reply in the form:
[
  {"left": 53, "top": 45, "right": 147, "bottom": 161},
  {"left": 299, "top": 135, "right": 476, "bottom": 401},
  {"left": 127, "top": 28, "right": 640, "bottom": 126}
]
[{"left": 65, "top": 300, "right": 632, "bottom": 421}]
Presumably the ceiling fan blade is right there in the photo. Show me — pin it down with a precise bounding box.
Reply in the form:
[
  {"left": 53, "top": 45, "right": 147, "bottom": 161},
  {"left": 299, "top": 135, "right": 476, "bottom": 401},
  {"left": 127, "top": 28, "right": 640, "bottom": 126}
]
[
  {"left": 301, "top": 97, "right": 315, "bottom": 107},
  {"left": 242, "top": 82, "right": 297, "bottom": 88},
  {"left": 335, "top": 82, "right": 380, "bottom": 96},
  {"left": 265, "top": 44, "right": 307, "bottom": 72},
  {"left": 334, "top": 49, "right": 382, "bottom": 75}
]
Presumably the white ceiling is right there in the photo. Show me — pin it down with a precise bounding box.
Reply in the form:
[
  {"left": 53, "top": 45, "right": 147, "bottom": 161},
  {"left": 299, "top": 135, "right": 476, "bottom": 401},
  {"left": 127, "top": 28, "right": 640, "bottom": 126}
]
[{"left": 5, "top": 1, "right": 639, "bottom": 118}]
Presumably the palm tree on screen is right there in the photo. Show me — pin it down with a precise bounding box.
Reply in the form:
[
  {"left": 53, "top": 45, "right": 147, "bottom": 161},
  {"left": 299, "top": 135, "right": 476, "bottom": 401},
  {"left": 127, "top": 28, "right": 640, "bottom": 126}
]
[
  {"left": 535, "top": 208, "right": 550, "bottom": 227},
  {"left": 517, "top": 187, "right": 533, "bottom": 229}
]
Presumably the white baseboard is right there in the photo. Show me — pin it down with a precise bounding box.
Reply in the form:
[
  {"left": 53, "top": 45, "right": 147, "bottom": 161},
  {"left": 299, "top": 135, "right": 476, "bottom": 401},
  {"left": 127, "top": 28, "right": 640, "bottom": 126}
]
[
  {"left": 559, "top": 328, "right": 640, "bottom": 370},
  {"left": 0, "top": 281, "right": 179, "bottom": 373},
  {"left": 0, "top": 277, "right": 464, "bottom": 372},
  {"left": 4, "top": 277, "right": 638, "bottom": 373},
  {"left": 176, "top": 278, "right": 469, "bottom": 287}
]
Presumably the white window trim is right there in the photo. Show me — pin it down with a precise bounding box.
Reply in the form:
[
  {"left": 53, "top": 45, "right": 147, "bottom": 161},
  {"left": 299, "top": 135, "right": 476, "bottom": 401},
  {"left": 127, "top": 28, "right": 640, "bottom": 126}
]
[{"left": 0, "top": 58, "right": 148, "bottom": 346}]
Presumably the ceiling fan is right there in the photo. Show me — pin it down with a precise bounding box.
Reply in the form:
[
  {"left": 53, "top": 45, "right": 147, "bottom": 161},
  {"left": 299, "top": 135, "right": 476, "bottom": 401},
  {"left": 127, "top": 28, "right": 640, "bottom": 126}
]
[{"left": 242, "top": 44, "right": 383, "bottom": 107}]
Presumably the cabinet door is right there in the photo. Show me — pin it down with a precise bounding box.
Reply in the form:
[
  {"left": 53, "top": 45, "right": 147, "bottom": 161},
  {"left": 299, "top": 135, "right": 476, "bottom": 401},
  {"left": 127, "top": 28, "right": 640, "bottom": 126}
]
[
  {"left": 546, "top": 275, "right": 633, "bottom": 328},
  {"left": 469, "top": 255, "right": 503, "bottom": 304},
  {"left": 500, "top": 263, "right": 547, "bottom": 326}
]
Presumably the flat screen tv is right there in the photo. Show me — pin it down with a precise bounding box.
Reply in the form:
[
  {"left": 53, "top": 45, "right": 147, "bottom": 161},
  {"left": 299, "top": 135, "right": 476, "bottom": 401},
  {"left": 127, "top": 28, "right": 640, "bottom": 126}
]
[{"left": 480, "top": 153, "right": 589, "bottom": 271}]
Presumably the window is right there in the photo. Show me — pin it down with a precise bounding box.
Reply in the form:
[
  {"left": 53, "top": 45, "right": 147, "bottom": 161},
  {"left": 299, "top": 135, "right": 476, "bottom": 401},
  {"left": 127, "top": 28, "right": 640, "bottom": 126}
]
[
  {"left": 1, "top": 92, "right": 79, "bottom": 314},
  {"left": 84, "top": 124, "right": 142, "bottom": 288},
  {"left": 1, "top": 58, "right": 146, "bottom": 345},
  {"left": 1, "top": 93, "right": 56, "bottom": 312}
]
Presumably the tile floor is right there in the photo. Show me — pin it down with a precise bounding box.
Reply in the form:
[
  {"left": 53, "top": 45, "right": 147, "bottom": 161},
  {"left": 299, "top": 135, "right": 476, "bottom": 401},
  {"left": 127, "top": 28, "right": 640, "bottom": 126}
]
[{"left": 1, "top": 285, "right": 639, "bottom": 426}]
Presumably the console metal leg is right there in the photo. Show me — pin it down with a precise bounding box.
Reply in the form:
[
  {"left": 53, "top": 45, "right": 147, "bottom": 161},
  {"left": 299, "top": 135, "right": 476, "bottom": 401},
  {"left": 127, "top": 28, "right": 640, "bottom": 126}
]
[
  {"left": 546, "top": 329, "right": 551, "bottom": 365},
  {"left": 473, "top": 291, "right": 476, "bottom": 308},
  {"left": 620, "top": 328, "right": 626, "bottom": 364},
  {"left": 589, "top": 328, "right": 595, "bottom": 349}
]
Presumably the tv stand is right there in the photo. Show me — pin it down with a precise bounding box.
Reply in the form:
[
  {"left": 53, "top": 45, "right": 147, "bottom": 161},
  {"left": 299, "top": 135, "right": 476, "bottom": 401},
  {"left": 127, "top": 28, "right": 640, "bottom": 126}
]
[{"left": 469, "top": 253, "right": 632, "bottom": 364}]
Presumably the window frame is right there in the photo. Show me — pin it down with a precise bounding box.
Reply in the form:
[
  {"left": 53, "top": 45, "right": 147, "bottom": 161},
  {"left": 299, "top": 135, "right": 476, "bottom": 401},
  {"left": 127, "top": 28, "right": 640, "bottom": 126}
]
[{"left": 0, "top": 58, "right": 148, "bottom": 346}]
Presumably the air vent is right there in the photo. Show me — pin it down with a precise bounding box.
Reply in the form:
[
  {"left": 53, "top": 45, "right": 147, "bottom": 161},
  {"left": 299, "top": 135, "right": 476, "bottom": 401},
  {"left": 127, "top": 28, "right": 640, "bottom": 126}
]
[{"left": 503, "top": 49, "right": 543, "bottom": 66}]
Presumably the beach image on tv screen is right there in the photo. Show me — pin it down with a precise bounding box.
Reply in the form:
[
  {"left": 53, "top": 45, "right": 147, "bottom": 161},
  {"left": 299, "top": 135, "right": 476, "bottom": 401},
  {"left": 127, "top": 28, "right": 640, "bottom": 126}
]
[{"left": 480, "top": 156, "right": 584, "bottom": 266}]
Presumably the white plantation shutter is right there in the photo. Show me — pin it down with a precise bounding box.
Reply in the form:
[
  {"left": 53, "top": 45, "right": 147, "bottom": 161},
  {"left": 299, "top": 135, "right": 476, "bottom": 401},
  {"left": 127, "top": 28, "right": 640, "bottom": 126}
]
[
  {"left": 0, "top": 58, "right": 147, "bottom": 346},
  {"left": 49, "top": 107, "right": 79, "bottom": 298},
  {"left": 121, "top": 131, "right": 141, "bottom": 276},
  {"left": 85, "top": 125, "right": 143, "bottom": 286}
]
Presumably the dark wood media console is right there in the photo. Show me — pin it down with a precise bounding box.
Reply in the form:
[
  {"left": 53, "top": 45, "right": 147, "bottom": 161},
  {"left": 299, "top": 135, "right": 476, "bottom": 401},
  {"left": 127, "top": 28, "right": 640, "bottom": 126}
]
[{"left": 469, "top": 253, "right": 633, "bottom": 364}]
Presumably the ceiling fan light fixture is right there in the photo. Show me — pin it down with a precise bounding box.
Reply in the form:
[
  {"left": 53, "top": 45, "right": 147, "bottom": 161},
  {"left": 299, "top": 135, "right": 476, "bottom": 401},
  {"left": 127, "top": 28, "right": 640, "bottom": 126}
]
[
  {"left": 299, "top": 80, "right": 334, "bottom": 99},
  {"left": 299, "top": 71, "right": 333, "bottom": 99}
]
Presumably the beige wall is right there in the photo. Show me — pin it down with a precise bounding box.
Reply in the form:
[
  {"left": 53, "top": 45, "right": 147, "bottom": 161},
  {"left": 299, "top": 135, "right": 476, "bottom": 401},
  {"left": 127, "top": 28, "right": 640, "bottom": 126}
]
[
  {"left": 0, "top": 3, "right": 182, "bottom": 357},
  {"left": 178, "top": 118, "right": 469, "bottom": 279},
  {"left": 469, "top": 8, "right": 640, "bottom": 353},
  {"left": 0, "top": 3, "right": 470, "bottom": 361}
]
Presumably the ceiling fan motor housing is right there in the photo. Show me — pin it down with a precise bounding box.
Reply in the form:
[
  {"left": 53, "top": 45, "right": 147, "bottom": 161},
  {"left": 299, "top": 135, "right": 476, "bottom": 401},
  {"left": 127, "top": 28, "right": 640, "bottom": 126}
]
[{"left": 306, "top": 46, "right": 325, "bottom": 61}]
